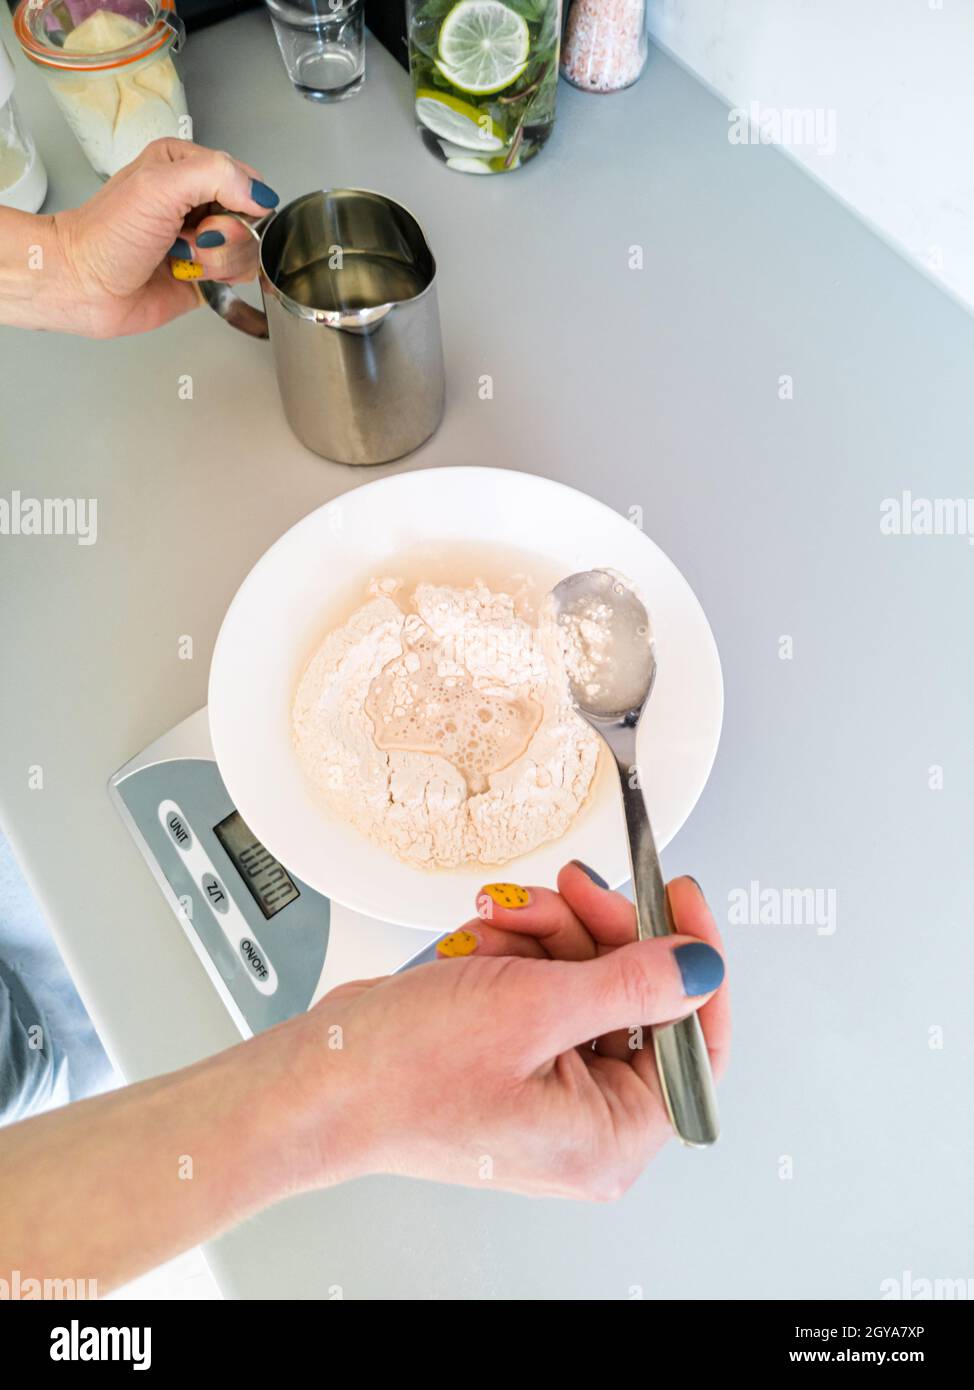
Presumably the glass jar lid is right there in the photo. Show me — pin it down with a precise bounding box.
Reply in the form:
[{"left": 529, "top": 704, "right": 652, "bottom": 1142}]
[{"left": 14, "top": 0, "right": 184, "bottom": 73}]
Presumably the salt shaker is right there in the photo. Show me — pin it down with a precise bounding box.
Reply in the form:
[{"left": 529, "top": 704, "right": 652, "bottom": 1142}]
[
  {"left": 0, "top": 39, "right": 48, "bottom": 212},
  {"left": 561, "top": 0, "right": 648, "bottom": 94}
]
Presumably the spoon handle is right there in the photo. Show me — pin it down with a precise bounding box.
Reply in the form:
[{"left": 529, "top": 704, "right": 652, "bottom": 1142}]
[{"left": 618, "top": 774, "right": 721, "bottom": 1147}]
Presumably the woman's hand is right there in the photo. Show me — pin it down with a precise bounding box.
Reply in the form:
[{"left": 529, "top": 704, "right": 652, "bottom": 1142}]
[
  {"left": 0, "top": 864, "right": 728, "bottom": 1292},
  {"left": 291, "top": 865, "right": 730, "bottom": 1200},
  {"left": 48, "top": 139, "right": 277, "bottom": 337}
]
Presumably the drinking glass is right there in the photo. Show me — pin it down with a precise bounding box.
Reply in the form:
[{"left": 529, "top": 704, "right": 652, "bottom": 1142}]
[{"left": 265, "top": 0, "right": 365, "bottom": 103}]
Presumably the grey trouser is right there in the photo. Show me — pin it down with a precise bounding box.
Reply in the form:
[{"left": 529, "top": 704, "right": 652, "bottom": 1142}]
[{"left": 0, "top": 957, "right": 60, "bottom": 1125}]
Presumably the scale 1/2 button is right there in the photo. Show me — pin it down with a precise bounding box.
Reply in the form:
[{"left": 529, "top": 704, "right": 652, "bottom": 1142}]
[
  {"left": 164, "top": 807, "right": 193, "bottom": 850},
  {"left": 201, "top": 872, "right": 229, "bottom": 914}
]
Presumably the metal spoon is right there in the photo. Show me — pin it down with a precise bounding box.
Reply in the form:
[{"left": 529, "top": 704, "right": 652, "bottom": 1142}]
[{"left": 551, "top": 569, "right": 720, "bottom": 1147}]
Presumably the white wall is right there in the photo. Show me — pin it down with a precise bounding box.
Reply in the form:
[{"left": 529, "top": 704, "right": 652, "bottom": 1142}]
[{"left": 647, "top": 0, "right": 974, "bottom": 312}]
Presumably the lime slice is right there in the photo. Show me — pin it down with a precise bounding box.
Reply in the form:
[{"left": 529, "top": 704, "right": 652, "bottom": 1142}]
[
  {"left": 415, "top": 89, "right": 506, "bottom": 151},
  {"left": 445, "top": 156, "right": 495, "bottom": 174},
  {"left": 447, "top": 154, "right": 518, "bottom": 173},
  {"left": 435, "top": 0, "right": 530, "bottom": 95}
]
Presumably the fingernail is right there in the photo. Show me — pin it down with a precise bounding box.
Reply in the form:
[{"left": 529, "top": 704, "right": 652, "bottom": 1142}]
[
  {"left": 250, "top": 179, "right": 280, "bottom": 209},
  {"left": 168, "top": 237, "right": 192, "bottom": 259},
  {"left": 684, "top": 875, "right": 704, "bottom": 895},
  {"left": 436, "top": 929, "right": 479, "bottom": 958},
  {"left": 571, "top": 860, "right": 609, "bottom": 890},
  {"left": 481, "top": 883, "right": 531, "bottom": 910},
  {"left": 170, "top": 259, "right": 204, "bottom": 280},
  {"left": 196, "top": 229, "right": 226, "bottom": 248},
  {"left": 674, "top": 942, "right": 725, "bottom": 997}
]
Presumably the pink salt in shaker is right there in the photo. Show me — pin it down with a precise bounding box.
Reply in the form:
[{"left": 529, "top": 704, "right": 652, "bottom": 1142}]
[{"left": 561, "top": 0, "right": 648, "bottom": 93}]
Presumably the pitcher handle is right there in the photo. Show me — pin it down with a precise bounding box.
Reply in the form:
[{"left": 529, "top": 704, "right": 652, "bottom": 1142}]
[{"left": 198, "top": 211, "right": 274, "bottom": 340}]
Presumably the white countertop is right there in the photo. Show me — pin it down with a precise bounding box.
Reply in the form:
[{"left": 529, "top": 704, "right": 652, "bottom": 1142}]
[{"left": 1, "top": 10, "right": 972, "bottom": 1299}]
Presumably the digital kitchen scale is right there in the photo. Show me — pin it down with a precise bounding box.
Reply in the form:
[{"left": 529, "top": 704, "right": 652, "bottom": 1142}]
[{"left": 109, "top": 709, "right": 440, "bottom": 1038}]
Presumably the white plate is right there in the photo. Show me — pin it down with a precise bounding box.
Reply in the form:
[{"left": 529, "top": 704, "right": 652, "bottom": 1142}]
[{"left": 208, "top": 467, "right": 723, "bottom": 930}]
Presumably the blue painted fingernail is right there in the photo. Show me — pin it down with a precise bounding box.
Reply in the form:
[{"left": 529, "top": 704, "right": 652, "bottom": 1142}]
[
  {"left": 571, "top": 860, "right": 609, "bottom": 890},
  {"left": 674, "top": 942, "right": 725, "bottom": 997},
  {"left": 168, "top": 237, "right": 192, "bottom": 259},
  {"left": 196, "top": 229, "right": 226, "bottom": 248},
  {"left": 250, "top": 179, "right": 280, "bottom": 209}
]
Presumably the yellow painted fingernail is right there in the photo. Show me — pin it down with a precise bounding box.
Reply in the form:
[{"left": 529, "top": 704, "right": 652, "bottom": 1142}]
[
  {"left": 436, "top": 929, "right": 479, "bottom": 958},
  {"left": 481, "top": 883, "right": 530, "bottom": 909},
  {"left": 170, "top": 259, "right": 204, "bottom": 280}
]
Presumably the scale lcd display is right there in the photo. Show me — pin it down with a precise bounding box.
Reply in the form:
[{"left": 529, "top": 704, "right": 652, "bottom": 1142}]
[{"left": 213, "top": 811, "right": 300, "bottom": 920}]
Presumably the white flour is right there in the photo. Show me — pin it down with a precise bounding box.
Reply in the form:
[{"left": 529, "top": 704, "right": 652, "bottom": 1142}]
[
  {"left": 292, "top": 580, "right": 600, "bottom": 868},
  {"left": 555, "top": 597, "right": 615, "bottom": 701}
]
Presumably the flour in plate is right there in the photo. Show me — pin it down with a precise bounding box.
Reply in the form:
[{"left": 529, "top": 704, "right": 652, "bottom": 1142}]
[{"left": 291, "top": 579, "right": 600, "bottom": 868}]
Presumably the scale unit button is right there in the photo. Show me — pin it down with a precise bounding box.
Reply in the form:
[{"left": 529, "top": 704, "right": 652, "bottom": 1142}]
[{"left": 164, "top": 807, "right": 193, "bottom": 850}]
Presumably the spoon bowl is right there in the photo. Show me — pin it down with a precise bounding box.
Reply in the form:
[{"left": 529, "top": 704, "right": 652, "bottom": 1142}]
[{"left": 551, "top": 568, "right": 656, "bottom": 721}]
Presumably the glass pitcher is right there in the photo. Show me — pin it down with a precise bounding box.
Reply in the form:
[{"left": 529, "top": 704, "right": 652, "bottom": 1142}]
[{"left": 406, "top": 0, "right": 562, "bottom": 174}]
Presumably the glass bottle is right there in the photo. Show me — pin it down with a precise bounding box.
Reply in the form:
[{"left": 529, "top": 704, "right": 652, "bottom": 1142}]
[
  {"left": 0, "top": 39, "right": 48, "bottom": 212},
  {"left": 561, "top": 0, "right": 648, "bottom": 93}
]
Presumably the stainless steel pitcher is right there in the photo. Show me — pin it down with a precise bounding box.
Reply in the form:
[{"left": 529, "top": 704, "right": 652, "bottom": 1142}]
[{"left": 201, "top": 189, "right": 445, "bottom": 466}]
